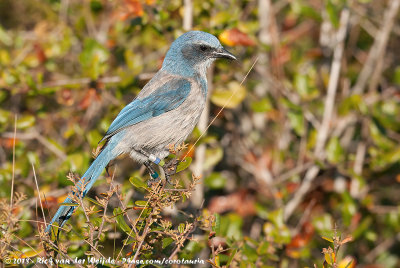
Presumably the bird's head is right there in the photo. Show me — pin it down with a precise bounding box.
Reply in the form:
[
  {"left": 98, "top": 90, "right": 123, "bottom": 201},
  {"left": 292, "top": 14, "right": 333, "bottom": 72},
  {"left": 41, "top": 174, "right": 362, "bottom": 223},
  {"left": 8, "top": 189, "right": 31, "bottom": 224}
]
[{"left": 162, "top": 31, "right": 236, "bottom": 76}]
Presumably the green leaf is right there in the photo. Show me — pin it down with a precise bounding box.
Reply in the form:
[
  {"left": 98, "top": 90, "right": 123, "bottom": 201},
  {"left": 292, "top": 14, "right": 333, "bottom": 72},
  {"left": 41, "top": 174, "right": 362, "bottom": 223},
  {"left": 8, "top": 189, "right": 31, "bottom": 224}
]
[
  {"left": 134, "top": 200, "right": 148, "bottom": 207},
  {"left": 214, "top": 213, "right": 221, "bottom": 236},
  {"left": 338, "top": 94, "right": 364, "bottom": 116},
  {"left": 60, "top": 203, "right": 79, "bottom": 207},
  {"left": 178, "top": 223, "right": 185, "bottom": 233},
  {"left": 66, "top": 153, "right": 86, "bottom": 172},
  {"left": 221, "top": 213, "right": 243, "bottom": 241},
  {"left": 392, "top": 66, "right": 400, "bottom": 85},
  {"left": 0, "top": 26, "right": 12, "bottom": 46},
  {"left": 326, "top": 137, "right": 344, "bottom": 164},
  {"left": 205, "top": 172, "right": 227, "bottom": 189},
  {"left": 322, "top": 236, "right": 334, "bottom": 243},
  {"left": 211, "top": 81, "right": 246, "bottom": 109},
  {"left": 204, "top": 147, "right": 223, "bottom": 169},
  {"left": 257, "top": 241, "right": 270, "bottom": 255},
  {"left": 287, "top": 111, "right": 305, "bottom": 136},
  {"left": 85, "top": 196, "right": 102, "bottom": 207},
  {"left": 176, "top": 157, "right": 192, "bottom": 173},
  {"left": 0, "top": 109, "right": 10, "bottom": 124},
  {"left": 326, "top": 0, "right": 340, "bottom": 28},
  {"left": 226, "top": 248, "right": 238, "bottom": 267},
  {"left": 113, "top": 208, "right": 133, "bottom": 236},
  {"left": 79, "top": 39, "right": 109, "bottom": 79},
  {"left": 214, "top": 255, "right": 220, "bottom": 267},
  {"left": 243, "top": 243, "right": 258, "bottom": 262},
  {"left": 129, "top": 177, "right": 148, "bottom": 189},
  {"left": 162, "top": 237, "right": 174, "bottom": 249},
  {"left": 251, "top": 98, "right": 272, "bottom": 113},
  {"left": 17, "top": 115, "right": 35, "bottom": 129}
]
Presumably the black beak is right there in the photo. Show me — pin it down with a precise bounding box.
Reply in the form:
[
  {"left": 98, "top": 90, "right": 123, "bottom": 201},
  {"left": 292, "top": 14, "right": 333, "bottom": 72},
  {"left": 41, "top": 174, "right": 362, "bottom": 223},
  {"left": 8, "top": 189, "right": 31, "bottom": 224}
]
[{"left": 212, "top": 47, "right": 237, "bottom": 60}]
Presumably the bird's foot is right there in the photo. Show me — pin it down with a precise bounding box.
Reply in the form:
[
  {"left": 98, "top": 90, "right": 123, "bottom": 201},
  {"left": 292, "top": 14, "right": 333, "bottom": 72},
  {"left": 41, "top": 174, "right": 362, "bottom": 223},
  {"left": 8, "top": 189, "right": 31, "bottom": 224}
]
[
  {"left": 147, "top": 171, "right": 161, "bottom": 186},
  {"left": 147, "top": 177, "right": 161, "bottom": 186},
  {"left": 163, "top": 158, "right": 179, "bottom": 185},
  {"left": 163, "top": 158, "right": 179, "bottom": 175}
]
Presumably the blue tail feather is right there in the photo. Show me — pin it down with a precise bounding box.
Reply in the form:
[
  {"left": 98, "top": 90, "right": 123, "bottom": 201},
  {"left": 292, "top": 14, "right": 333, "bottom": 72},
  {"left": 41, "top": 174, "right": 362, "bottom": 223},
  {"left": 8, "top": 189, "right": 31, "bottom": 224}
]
[{"left": 45, "top": 142, "right": 117, "bottom": 234}]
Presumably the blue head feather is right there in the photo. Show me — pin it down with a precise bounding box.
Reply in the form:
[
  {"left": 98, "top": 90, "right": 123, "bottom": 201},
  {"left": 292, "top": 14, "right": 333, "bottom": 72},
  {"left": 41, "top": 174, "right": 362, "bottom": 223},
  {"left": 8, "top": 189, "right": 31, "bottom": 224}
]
[{"left": 162, "top": 31, "right": 235, "bottom": 77}]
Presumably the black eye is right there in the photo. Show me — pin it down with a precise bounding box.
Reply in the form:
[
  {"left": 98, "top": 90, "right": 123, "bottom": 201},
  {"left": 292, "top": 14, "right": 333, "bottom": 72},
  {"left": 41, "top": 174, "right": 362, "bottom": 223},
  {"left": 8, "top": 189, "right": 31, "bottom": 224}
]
[{"left": 199, "top": 44, "right": 209, "bottom": 52}]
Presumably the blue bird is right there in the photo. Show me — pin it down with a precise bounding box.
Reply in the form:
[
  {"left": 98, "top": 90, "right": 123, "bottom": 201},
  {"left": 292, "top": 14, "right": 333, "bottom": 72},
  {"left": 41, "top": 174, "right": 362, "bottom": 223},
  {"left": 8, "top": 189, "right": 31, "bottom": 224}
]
[{"left": 45, "top": 31, "right": 236, "bottom": 235}]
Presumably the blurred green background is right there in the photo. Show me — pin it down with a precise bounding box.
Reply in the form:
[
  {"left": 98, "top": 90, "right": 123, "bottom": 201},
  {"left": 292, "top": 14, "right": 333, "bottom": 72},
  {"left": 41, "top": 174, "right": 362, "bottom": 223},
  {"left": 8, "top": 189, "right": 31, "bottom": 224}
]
[{"left": 1, "top": 0, "right": 400, "bottom": 267}]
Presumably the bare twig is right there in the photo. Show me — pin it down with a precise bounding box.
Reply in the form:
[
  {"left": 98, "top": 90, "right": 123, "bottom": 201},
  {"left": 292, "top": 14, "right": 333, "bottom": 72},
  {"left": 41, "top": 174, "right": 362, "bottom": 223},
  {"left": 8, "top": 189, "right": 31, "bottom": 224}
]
[
  {"left": 32, "top": 163, "right": 47, "bottom": 229},
  {"left": 352, "top": 0, "right": 400, "bottom": 94},
  {"left": 168, "top": 222, "right": 197, "bottom": 260},
  {"left": 191, "top": 67, "right": 212, "bottom": 207},
  {"left": 2, "top": 131, "right": 67, "bottom": 160},
  {"left": 10, "top": 114, "right": 17, "bottom": 209},
  {"left": 45, "top": 240, "right": 85, "bottom": 268},
  {"left": 258, "top": 0, "right": 273, "bottom": 45},
  {"left": 284, "top": 9, "right": 350, "bottom": 221},
  {"left": 94, "top": 171, "right": 116, "bottom": 249},
  {"left": 129, "top": 183, "right": 166, "bottom": 264},
  {"left": 183, "top": 0, "right": 193, "bottom": 31},
  {"left": 274, "top": 161, "right": 314, "bottom": 184},
  {"left": 42, "top": 76, "right": 121, "bottom": 88},
  {"left": 365, "top": 233, "right": 400, "bottom": 263},
  {"left": 350, "top": 141, "right": 367, "bottom": 198},
  {"left": 59, "top": 0, "right": 70, "bottom": 22}
]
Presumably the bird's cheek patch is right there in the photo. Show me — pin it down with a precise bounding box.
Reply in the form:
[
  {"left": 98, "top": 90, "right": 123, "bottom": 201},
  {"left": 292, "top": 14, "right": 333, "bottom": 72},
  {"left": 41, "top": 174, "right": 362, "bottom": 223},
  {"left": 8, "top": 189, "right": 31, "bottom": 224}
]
[{"left": 181, "top": 45, "right": 194, "bottom": 59}]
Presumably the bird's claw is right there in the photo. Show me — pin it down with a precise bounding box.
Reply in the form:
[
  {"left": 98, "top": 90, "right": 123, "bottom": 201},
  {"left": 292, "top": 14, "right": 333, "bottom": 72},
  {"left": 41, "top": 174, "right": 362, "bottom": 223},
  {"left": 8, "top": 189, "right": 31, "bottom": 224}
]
[
  {"left": 147, "top": 176, "right": 161, "bottom": 186},
  {"left": 147, "top": 173, "right": 173, "bottom": 186},
  {"left": 146, "top": 158, "right": 179, "bottom": 186},
  {"left": 163, "top": 158, "right": 179, "bottom": 175}
]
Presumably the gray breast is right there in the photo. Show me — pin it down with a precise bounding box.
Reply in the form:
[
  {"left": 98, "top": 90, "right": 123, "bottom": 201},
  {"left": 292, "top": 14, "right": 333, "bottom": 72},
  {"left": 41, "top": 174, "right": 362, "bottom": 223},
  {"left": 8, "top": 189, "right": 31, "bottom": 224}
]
[{"left": 113, "top": 77, "right": 206, "bottom": 163}]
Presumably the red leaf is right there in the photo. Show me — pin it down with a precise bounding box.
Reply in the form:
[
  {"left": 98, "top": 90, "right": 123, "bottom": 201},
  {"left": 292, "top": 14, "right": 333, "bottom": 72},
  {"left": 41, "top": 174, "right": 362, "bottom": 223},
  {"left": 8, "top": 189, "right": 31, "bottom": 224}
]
[
  {"left": 79, "top": 88, "right": 101, "bottom": 110},
  {"left": 208, "top": 189, "right": 256, "bottom": 216},
  {"left": 286, "top": 221, "right": 314, "bottom": 258},
  {"left": 34, "top": 43, "right": 47, "bottom": 63}
]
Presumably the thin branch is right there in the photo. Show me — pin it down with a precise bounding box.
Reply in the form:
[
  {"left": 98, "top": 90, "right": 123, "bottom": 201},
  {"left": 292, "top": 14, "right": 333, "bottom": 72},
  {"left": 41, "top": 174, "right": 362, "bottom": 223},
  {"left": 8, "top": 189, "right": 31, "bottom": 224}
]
[
  {"left": 190, "top": 67, "right": 212, "bottom": 207},
  {"left": 94, "top": 171, "right": 116, "bottom": 249},
  {"left": 2, "top": 131, "right": 67, "bottom": 160},
  {"left": 32, "top": 163, "right": 47, "bottom": 228},
  {"left": 284, "top": 9, "right": 350, "bottom": 221},
  {"left": 365, "top": 233, "right": 400, "bottom": 263},
  {"left": 42, "top": 76, "right": 121, "bottom": 88},
  {"left": 352, "top": 0, "right": 400, "bottom": 94},
  {"left": 274, "top": 162, "right": 314, "bottom": 185},
  {"left": 183, "top": 0, "right": 193, "bottom": 31},
  {"left": 168, "top": 222, "right": 197, "bottom": 260},
  {"left": 10, "top": 114, "right": 17, "bottom": 208}
]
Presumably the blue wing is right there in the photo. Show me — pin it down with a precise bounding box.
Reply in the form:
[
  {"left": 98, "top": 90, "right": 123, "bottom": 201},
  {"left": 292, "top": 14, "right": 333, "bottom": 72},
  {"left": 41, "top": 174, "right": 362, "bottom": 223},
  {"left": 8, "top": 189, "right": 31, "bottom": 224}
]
[{"left": 100, "top": 78, "right": 191, "bottom": 141}]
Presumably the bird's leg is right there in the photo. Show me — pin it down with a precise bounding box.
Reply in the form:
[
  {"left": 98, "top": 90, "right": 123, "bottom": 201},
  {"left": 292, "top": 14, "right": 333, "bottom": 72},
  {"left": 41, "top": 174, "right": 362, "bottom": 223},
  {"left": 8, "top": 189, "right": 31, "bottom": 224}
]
[
  {"left": 144, "top": 161, "right": 161, "bottom": 185},
  {"left": 139, "top": 149, "right": 178, "bottom": 185}
]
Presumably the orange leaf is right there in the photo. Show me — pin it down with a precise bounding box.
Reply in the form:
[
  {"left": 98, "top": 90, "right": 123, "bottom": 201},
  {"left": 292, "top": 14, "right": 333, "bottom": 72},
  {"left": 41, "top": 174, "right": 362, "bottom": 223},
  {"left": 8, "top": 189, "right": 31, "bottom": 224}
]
[
  {"left": 180, "top": 144, "right": 195, "bottom": 160},
  {"left": 208, "top": 189, "right": 256, "bottom": 216},
  {"left": 1, "top": 138, "right": 18, "bottom": 149},
  {"left": 79, "top": 88, "right": 101, "bottom": 110},
  {"left": 340, "top": 235, "right": 353, "bottom": 245},
  {"left": 34, "top": 43, "right": 47, "bottom": 63},
  {"left": 286, "top": 221, "right": 314, "bottom": 258},
  {"left": 338, "top": 256, "right": 356, "bottom": 268},
  {"left": 219, "top": 28, "right": 256, "bottom": 47},
  {"left": 125, "top": 0, "right": 143, "bottom": 17},
  {"left": 57, "top": 88, "right": 74, "bottom": 106}
]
